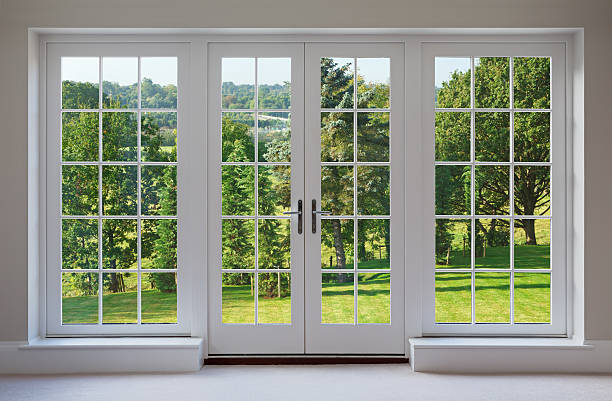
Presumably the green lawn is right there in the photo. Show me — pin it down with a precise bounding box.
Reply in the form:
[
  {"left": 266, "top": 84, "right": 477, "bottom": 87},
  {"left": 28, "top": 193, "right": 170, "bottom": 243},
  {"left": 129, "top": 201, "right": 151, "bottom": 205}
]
[{"left": 438, "top": 245, "right": 550, "bottom": 269}]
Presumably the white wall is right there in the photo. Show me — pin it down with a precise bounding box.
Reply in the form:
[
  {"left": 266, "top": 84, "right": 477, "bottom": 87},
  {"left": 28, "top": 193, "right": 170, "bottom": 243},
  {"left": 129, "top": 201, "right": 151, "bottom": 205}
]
[{"left": 0, "top": 0, "right": 611, "bottom": 342}]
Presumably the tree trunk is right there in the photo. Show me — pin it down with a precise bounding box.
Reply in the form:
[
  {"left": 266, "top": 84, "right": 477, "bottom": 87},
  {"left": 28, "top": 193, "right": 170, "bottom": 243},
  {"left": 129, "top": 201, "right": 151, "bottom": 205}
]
[
  {"left": 522, "top": 219, "right": 538, "bottom": 245},
  {"left": 331, "top": 219, "right": 349, "bottom": 282}
]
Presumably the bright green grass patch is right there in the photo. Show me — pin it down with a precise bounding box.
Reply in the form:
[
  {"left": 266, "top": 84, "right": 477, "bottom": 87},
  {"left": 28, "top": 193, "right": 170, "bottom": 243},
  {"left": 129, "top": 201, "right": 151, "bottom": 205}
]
[{"left": 437, "top": 245, "right": 550, "bottom": 269}]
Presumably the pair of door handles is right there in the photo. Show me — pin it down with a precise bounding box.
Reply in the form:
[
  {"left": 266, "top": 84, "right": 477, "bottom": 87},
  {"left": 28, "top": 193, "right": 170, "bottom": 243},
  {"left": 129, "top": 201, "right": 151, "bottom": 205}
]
[{"left": 282, "top": 199, "right": 330, "bottom": 234}]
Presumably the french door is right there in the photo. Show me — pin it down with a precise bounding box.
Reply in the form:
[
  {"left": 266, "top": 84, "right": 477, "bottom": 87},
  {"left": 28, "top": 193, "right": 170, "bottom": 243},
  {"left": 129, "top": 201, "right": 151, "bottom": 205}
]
[{"left": 208, "top": 42, "right": 404, "bottom": 355}]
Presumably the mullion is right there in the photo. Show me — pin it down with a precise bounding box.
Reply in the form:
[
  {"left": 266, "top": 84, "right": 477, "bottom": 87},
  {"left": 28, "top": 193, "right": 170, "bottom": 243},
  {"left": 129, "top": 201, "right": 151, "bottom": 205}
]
[
  {"left": 137, "top": 55, "right": 142, "bottom": 325},
  {"left": 353, "top": 57, "right": 358, "bottom": 325},
  {"left": 470, "top": 55, "right": 476, "bottom": 325},
  {"left": 254, "top": 57, "right": 259, "bottom": 325},
  {"left": 509, "top": 55, "right": 515, "bottom": 325},
  {"left": 97, "top": 55, "right": 104, "bottom": 326}
]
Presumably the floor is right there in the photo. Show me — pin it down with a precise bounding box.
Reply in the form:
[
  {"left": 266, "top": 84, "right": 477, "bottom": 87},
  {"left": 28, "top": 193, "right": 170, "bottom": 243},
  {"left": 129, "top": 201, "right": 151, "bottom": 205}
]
[{"left": 1, "top": 365, "right": 612, "bottom": 401}]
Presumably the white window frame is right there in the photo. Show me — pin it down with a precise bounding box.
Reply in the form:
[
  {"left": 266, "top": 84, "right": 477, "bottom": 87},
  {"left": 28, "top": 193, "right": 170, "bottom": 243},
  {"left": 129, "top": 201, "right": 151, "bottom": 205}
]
[
  {"left": 45, "top": 42, "right": 195, "bottom": 336},
  {"left": 421, "top": 42, "right": 567, "bottom": 336}
]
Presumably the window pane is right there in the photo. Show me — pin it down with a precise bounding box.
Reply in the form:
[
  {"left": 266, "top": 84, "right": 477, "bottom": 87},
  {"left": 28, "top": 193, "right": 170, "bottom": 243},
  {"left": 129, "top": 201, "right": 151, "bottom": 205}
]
[
  {"left": 435, "top": 165, "right": 470, "bottom": 215},
  {"left": 141, "top": 112, "right": 177, "bottom": 162},
  {"left": 142, "top": 273, "right": 177, "bottom": 323},
  {"left": 141, "top": 166, "right": 177, "bottom": 216},
  {"left": 222, "top": 166, "right": 255, "bottom": 216},
  {"left": 102, "top": 57, "right": 138, "bottom": 109},
  {"left": 222, "top": 58, "right": 255, "bottom": 109},
  {"left": 475, "top": 218, "right": 510, "bottom": 269},
  {"left": 141, "top": 57, "right": 177, "bottom": 109},
  {"left": 435, "top": 273, "right": 471, "bottom": 323},
  {"left": 223, "top": 272, "right": 254, "bottom": 324},
  {"left": 321, "top": 166, "right": 353, "bottom": 216},
  {"left": 475, "top": 112, "right": 510, "bottom": 162},
  {"left": 475, "top": 273, "right": 510, "bottom": 323},
  {"left": 258, "top": 165, "right": 290, "bottom": 216},
  {"left": 357, "top": 166, "right": 389, "bottom": 216},
  {"left": 257, "top": 58, "right": 291, "bottom": 109},
  {"left": 435, "top": 112, "right": 470, "bottom": 162},
  {"left": 357, "top": 58, "right": 390, "bottom": 109},
  {"left": 474, "top": 57, "right": 509, "bottom": 109},
  {"left": 435, "top": 219, "right": 470, "bottom": 269},
  {"left": 321, "top": 219, "right": 354, "bottom": 269},
  {"left": 258, "top": 219, "right": 290, "bottom": 269},
  {"left": 258, "top": 272, "right": 291, "bottom": 324},
  {"left": 321, "top": 112, "right": 353, "bottom": 162},
  {"left": 102, "top": 272, "right": 137, "bottom": 323},
  {"left": 102, "top": 112, "right": 137, "bottom": 161},
  {"left": 102, "top": 219, "right": 137, "bottom": 269},
  {"left": 514, "top": 166, "right": 550, "bottom": 216},
  {"left": 62, "top": 219, "right": 98, "bottom": 270},
  {"left": 321, "top": 58, "right": 354, "bottom": 109},
  {"left": 222, "top": 112, "right": 255, "bottom": 162},
  {"left": 62, "top": 57, "right": 99, "bottom": 109},
  {"left": 258, "top": 112, "right": 291, "bottom": 162},
  {"left": 222, "top": 219, "right": 255, "bottom": 269},
  {"left": 62, "top": 272, "right": 98, "bottom": 324},
  {"left": 322, "top": 273, "right": 354, "bottom": 324},
  {"left": 514, "top": 112, "right": 550, "bottom": 162},
  {"left": 514, "top": 219, "right": 550, "bottom": 269},
  {"left": 358, "top": 273, "right": 390, "bottom": 324},
  {"left": 435, "top": 57, "right": 470, "bottom": 109},
  {"left": 62, "top": 165, "right": 98, "bottom": 216},
  {"left": 475, "top": 165, "right": 509, "bottom": 215},
  {"left": 102, "top": 166, "right": 137, "bottom": 215},
  {"left": 358, "top": 219, "right": 390, "bottom": 269},
  {"left": 62, "top": 112, "right": 98, "bottom": 161},
  {"left": 514, "top": 273, "right": 550, "bottom": 323},
  {"left": 357, "top": 112, "right": 389, "bottom": 162},
  {"left": 141, "top": 219, "right": 177, "bottom": 270},
  {"left": 514, "top": 57, "right": 550, "bottom": 109}
]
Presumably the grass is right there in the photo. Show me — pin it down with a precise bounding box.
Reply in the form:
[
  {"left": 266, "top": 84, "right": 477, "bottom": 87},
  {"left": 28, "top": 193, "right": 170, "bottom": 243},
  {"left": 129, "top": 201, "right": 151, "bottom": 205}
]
[{"left": 438, "top": 245, "right": 550, "bottom": 269}]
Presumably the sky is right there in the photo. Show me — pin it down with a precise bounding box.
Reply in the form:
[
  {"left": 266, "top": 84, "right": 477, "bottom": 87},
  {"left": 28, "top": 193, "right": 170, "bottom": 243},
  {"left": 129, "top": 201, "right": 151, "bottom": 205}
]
[
  {"left": 62, "top": 57, "right": 178, "bottom": 86},
  {"left": 435, "top": 57, "right": 471, "bottom": 87}
]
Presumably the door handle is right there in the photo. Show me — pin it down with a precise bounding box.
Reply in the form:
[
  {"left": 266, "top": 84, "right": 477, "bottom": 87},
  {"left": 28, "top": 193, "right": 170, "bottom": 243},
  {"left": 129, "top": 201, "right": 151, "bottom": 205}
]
[
  {"left": 283, "top": 199, "right": 302, "bottom": 234},
  {"left": 311, "top": 199, "right": 331, "bottom": 233}
]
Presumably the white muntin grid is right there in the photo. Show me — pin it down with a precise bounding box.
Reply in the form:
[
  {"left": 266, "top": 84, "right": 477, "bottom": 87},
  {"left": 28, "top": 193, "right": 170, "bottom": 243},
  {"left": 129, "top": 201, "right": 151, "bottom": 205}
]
[
  {"left": 60, "top": 56, "right": 178, "bottom": 325},
  {"left": 320, "top": 57, "right": 392, "bottom": 325},
  {"left": 220, "top": 57, "right": 292, "bottom": 326},
  {"left": 434, "top": 56, "right": 552, "bottom": 325}
]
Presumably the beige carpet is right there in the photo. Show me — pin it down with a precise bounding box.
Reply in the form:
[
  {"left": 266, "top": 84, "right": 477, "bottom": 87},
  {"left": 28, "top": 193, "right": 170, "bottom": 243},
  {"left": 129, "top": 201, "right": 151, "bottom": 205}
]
[{"left": 1, "top": 364, "right": 612, "bottom": 401}]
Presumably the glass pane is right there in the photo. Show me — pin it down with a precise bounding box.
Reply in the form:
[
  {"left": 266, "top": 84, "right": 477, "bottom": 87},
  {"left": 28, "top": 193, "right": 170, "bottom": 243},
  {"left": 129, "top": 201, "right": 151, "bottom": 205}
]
[
  {"left": 62, "top": 112, "right": 98, "bottom": 161},
  {"left": 141, "top": 165, "right": 177, "bottom": 216},
  {"left": 474, "top": 57, "right": 510, "bottom": 108},
  {"left": 358, "top": 273, "right": 390, "bottom": 323},
  {"left": 435, "top": 273, "right": 471, "bottom": 323},
  {"left": 102, "top": 272, "right": 137, "bottom": 323},
  {"left": 141, "top": 112, "right": 177, "bottom": 162},
  {"left": 514, "top": 219, "right": 550, "bottom": 269},
  {"left": 435, "top": 165, "right": 470, "bottom": 215},
  {"left": 62, "top": 219, "right": 98, "bottom": 270},
  {"left": 435, "top": 219, "right": 470, "bottom": 269},
  {"left": 102, "top": 166, "right": 137, "bottom": 215},
  {"left": 257, "top": 58, "right": 291, "bottom": 109},
  {"left": 475, "top": 273, "right": 510, "bottom": 323},
  {"left": 514, "top": 112, "right": 550, "bottom": 162},
  {"left": 62, "top": 165, "right": 98, "bottom": 216},
  {"left": 435, "top": 112, "right": 470, "bottom": 162},
  {"left": 514, "top": 166, "right": 550, "bottom": 216},
  {"left": 222, "top": 219, "right": 255, "bottom": 269},
  {"left": 357, "top": 112, "right": 389, "bottom": 162},
  {"left": 321, "top": 219, "right": 354, "bottom": 269},
  {"left": 475, "top": 165, "right": 510, "bottom": 215},
  {"left": 514, "top": 273, "right": 550, "bottom": 323},
  {"left": 258, "top": 219, "right": 290, "bottom": 269},
  {"left": 222, "top": 58, "right": 255, "bottom": 109},
  {"left": 514, "top": 57, "right": 550, "bottom": 109},
  {"left": 62, "top": 57, "right": 99, "bottom": 109},
  {"left": 141, "top": 219, "right": 177, "bottom": 270},
  {"left": 258, "top": 165, "right": 291, "bottom": 216},
  {"left": 258, "top": 272, "right": 291, "bottom": 324},
  {"left": 102, "top": 57, "right": 138, "bottom": 109},
  {"left": 222, "top": 112, "right": 255, "bottom": 162},
  {"left": 357, "top": 166, "right": 389, "bottom": 215},
  {"left": 321, "top": 112, "right": 353, "bottom": 162},
  {"left": 258, "top": 112, "right": 291, "bottom": 162},
  {"left": 321, "top": 57, "right": 354, "bottom": 109},
  {"left": 357, "top": 219, "right": 390, "bottom": 269},
  {"left": 102, "top": 112, "right": 137, "bottom": 161},
  {"left": 475, "top": 112, "right": 510, "bottom": 162},
  {"left": 142, "top": 273, "right": 177, "bottom": 323},
  {"left": 62, "top": 273, "right": 98, "bottom": 324},
  {"left": 102, "top": 219, "right": 137, "bottom": 269},
  {"left": 141, "top": 57, "right": 177, "bottom": 109},
  {"left": 223, "top": 272, "right": 255, "bottom": 324},
  {"left": 222, "top": 166, "right": 255, "bottom": 216},
  {"left": 435, "top": 57, "right": 470, "bottom": 109},
  {"left": 357, "top": 58, "right": 390, "bottom": 109},
  {"left": 322, "top": 273, "right": 354, "bottom": 324},
  {"left": 475, "top": 218, "right": 510, "bottom": 269},
  {"left": 321, "top": 166, "right": 353, "bottom": 216}
]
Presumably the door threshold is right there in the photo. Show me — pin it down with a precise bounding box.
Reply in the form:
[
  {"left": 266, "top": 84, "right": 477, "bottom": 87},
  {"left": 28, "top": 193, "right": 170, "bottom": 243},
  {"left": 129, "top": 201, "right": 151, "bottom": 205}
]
[{"left": 205, "top": 355, "right": 409, "bottom": 365}]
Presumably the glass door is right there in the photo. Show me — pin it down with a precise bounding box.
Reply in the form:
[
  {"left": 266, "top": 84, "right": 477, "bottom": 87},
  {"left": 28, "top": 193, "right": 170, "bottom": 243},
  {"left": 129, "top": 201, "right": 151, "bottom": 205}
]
[{"left": 304, "top": 43, "right": 405, "bottom": 354}]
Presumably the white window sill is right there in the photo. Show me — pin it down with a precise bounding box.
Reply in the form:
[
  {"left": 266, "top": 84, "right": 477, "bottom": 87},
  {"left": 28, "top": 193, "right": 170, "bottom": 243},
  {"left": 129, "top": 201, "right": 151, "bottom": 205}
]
[
  {"left": 409, "top": 337, "right": 592, "bottom": 350},
  {"left": 20, "top": 336, "right": 203, "bottom": 350}
]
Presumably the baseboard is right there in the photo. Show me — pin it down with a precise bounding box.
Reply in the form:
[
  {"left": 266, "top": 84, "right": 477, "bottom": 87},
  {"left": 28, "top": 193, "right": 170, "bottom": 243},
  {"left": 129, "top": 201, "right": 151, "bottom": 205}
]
[
  {"left": 409, "top": 338, "right": 612, "bottom": 373},
  {"left": 0, "top": 337, "right": 205, "bottom": 374},
  {"left": 205, "top": 356, "right": 409, "bottom": 365}
]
